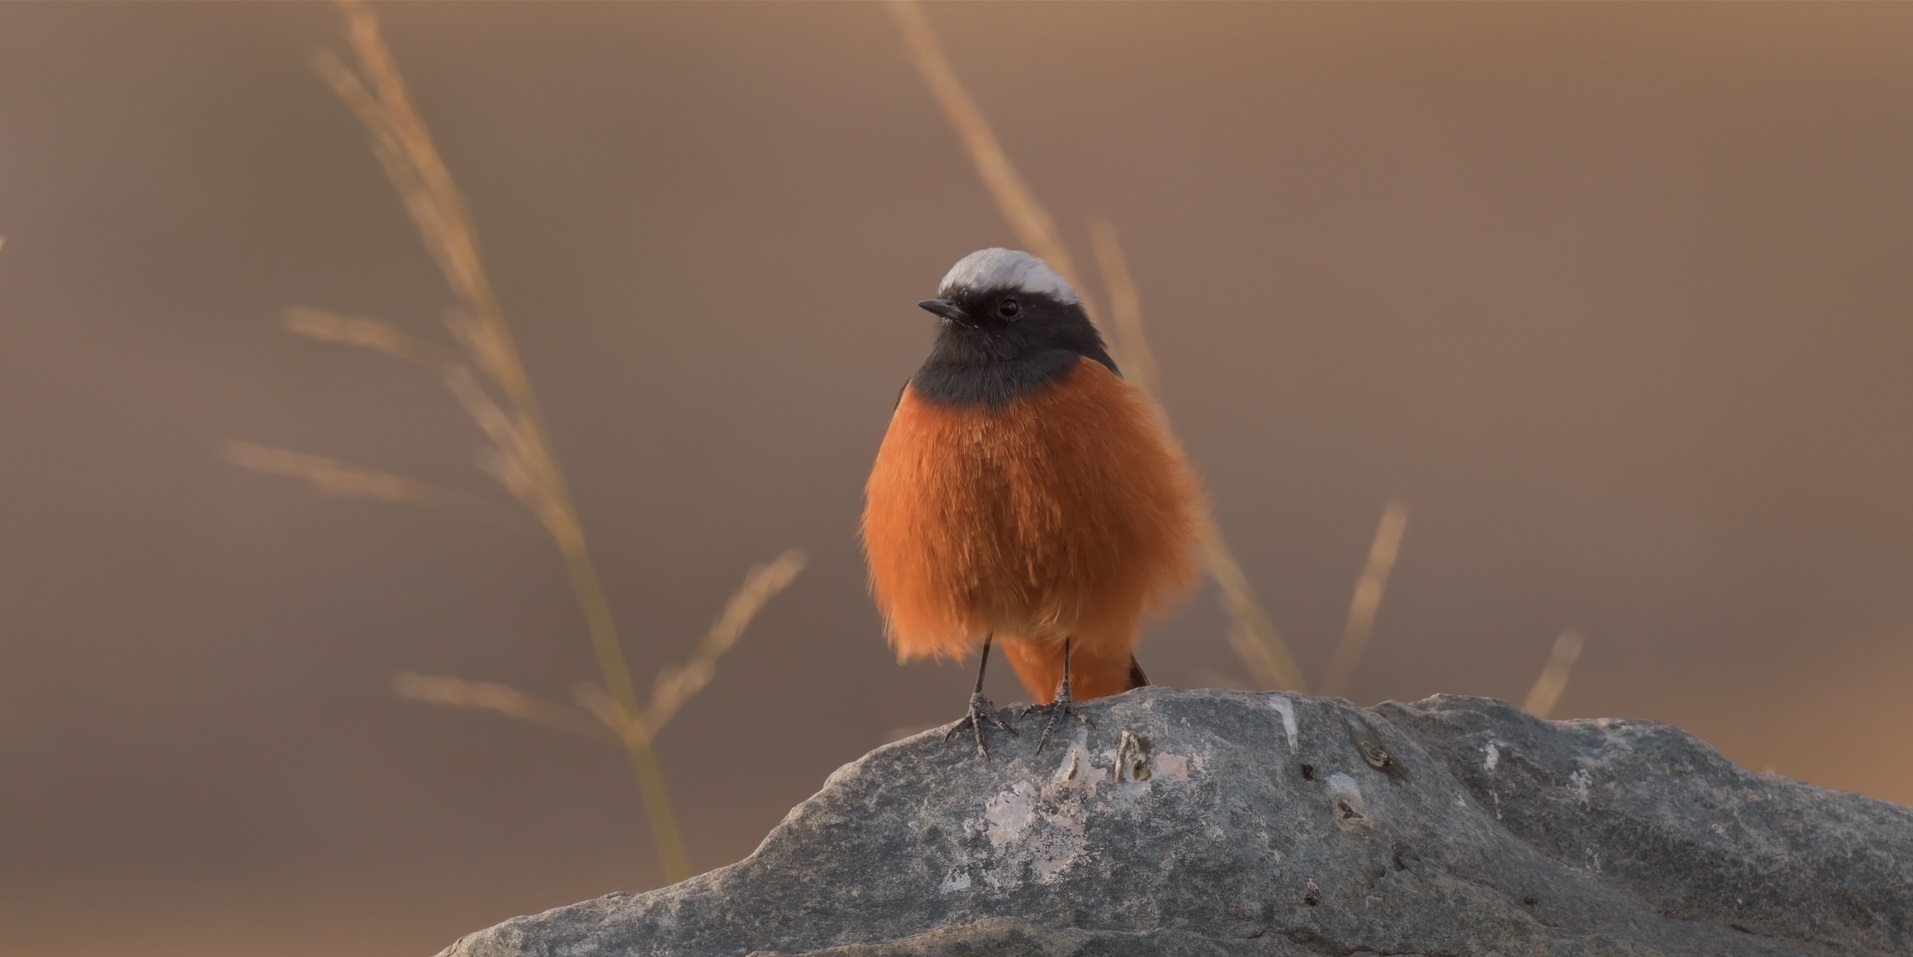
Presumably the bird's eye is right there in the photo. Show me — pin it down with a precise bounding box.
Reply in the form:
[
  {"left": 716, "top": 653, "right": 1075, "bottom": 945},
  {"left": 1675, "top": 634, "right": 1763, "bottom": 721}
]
[{"left": 998, "top": 297, "right": 1021, "bottom": 319}]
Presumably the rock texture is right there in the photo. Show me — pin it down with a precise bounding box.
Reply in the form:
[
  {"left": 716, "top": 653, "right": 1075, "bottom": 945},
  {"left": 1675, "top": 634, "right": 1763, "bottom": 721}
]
[{"left": 438, "top": 689, "right": 1912, "bottom": 957}]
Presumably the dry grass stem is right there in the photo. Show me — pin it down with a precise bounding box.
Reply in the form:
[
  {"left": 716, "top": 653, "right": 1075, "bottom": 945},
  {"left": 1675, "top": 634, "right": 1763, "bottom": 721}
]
[
  {"left": 886, "top": 1, "right": 1082, "bottom": 298},
  {"left": 1523, "top": 631, "right": 1585, "bottom": 718},
  {"left": 645, "top": 549, "right": 809, "bottom": 735},
  {"left": 573, "top": 682, "right": 625, "bottom": 739},
  {"left": 1319, "top": 500, "right": 1411, "bottom": 697},
  {"left": 283, "top": 306, "right": 456, "bottom": 366},
  {"left": 222, "top": 440, "right": 523, "bottom": 528},
  {"left": 891, "top": 0, "right": 1304, "bottom": 691},
  {"left": 570, "top": 550, "right": 811, "bottom": 746},
  {"left": 1212, "top": 538, "right": 1309, "bottom": 692},
  {"left": 307, "top": 2, "right": 808, "bottom": 884},
  {"left": 315, "top": 0, "right": 699, "bottom": 880},
  {"left": 394, "top": 672, "right": 614, "bottom": 741},
  {"left": 442, "top": 307, "right": 514, "bottom": 387}
]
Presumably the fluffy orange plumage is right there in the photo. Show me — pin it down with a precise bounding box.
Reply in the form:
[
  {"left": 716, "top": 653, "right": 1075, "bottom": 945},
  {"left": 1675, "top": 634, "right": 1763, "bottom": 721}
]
[{"left": 861, "top": 356, "right": 1204, "bottom": 703}]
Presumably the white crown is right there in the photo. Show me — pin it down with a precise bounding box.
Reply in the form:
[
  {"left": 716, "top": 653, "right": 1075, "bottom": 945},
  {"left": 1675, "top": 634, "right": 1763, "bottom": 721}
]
[{"left": 937, "top": 248, "right": 1079, "bottom": 304}]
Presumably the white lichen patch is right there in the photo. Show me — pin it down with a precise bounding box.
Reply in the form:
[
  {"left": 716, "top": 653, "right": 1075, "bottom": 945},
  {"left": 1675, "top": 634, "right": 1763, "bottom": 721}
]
[
  {"left": 1568, "top": 768, "right": 1593, "bottom": 805},
  {"left": 983, "top": 782, "right": 1039, "bottom": 853},
  {"left": 1269, "top": 695, "right": 1299, "bottom": 753},
  {"left": 952, "top": 725, "right": 1206, "bottom": 889},
  {"left": 1482, "top": 740, "right": 1502, "bottom": 772},
  {"left": 978, "top": 779, "right": 1090, "bottom": 886},
  {"left": 1152, "top": 752, "right": 1193, "bottom": 782}
]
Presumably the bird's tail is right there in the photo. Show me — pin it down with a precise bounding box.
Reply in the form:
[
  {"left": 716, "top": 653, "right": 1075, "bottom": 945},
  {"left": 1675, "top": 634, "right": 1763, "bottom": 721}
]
[{"left": 1126, "top": 656, "right": 1149, "bottom": 690}]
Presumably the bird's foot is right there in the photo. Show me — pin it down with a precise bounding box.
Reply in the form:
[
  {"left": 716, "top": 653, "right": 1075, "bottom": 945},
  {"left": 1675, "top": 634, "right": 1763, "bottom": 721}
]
[
  {"left": 945, "top": 691, "right": 1017, "bottom": 758},
  {"left": 1021, "top": 690, "right": 1093, "bottom": 753}
]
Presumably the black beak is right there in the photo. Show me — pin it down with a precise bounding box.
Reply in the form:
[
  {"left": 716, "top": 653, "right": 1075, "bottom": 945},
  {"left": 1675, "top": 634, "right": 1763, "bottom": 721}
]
[{"left": 917, "top": 298, "right": 967, "bottom": 322}]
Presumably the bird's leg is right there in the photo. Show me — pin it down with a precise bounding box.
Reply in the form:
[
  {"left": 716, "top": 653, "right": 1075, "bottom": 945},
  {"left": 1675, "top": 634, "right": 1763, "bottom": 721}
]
[
  {"left": 945, "top": 634, "right": 1016, "bottom": 758},
  {"left": 1020, "top": 635, "right": 1093, "bottom": 752}
]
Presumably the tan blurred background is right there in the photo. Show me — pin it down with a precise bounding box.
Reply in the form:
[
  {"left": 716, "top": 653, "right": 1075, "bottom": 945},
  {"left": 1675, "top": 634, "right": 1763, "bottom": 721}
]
[{"left": 3, "top": 2, "right": 1911, "bottom": 955}]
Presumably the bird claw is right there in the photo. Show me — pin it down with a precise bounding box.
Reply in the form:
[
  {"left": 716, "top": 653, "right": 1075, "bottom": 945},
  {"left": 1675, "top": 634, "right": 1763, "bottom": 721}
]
[
  {"left": 1021, "top": 692, "right": 1093, "bottom": 753},
  {"left": 946, "top": 691, "right": 1017, "bottom": 758}
]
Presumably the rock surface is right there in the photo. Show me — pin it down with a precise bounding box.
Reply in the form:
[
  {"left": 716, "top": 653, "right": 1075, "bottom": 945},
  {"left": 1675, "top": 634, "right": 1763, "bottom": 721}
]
[{"left": 438, "top": 689, "right": 1912, "bottom": 957}]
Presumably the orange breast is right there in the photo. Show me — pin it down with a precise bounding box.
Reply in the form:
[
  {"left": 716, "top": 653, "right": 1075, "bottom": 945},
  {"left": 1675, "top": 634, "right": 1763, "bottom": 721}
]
[{"left": 860, "top": 357, "right": 1204, "bottom": 665}]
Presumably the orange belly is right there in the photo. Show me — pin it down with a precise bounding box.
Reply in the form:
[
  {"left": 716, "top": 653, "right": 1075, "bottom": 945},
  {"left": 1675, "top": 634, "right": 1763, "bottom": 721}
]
[{"left": 860, "top": 357, "right": 1203, "bottom": 700}]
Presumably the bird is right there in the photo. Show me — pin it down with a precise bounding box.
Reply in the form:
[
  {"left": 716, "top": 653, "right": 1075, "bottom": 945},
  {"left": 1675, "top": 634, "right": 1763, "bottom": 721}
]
[{"left": 860, "top": 248, "right": 1205, "bottom": 754}]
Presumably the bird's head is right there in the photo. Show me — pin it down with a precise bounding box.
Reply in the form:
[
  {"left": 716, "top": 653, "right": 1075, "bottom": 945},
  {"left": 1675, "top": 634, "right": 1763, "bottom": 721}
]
[
  {"left": 910, "top": 248, "right": 1118, "bottom": 405},
  {"left": 917, "top": 247, "right": 1084, "bottom": 332}
]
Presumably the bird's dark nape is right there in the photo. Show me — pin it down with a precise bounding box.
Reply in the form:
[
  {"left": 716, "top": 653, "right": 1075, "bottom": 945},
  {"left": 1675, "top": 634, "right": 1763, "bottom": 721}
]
[{"left": 1127, "top": 656, "right": 1149, "bottom": 690}]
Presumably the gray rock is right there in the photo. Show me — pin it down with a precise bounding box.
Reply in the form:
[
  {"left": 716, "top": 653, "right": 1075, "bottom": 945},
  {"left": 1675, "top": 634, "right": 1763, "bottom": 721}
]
[{"left": 438, "top": 689, "right": 1912, "bottom": 957}]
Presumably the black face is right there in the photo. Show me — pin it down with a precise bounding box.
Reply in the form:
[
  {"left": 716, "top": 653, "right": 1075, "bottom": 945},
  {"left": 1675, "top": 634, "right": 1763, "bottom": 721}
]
[{"left": 910, "top": 286, "right": 1120, "bottom": 408}]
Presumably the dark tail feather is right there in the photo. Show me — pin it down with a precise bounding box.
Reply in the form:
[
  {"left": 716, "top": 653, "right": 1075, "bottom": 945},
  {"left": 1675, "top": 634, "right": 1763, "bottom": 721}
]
[{"left": 1127, "top": 656, "right": 1150, "bottom": 690}]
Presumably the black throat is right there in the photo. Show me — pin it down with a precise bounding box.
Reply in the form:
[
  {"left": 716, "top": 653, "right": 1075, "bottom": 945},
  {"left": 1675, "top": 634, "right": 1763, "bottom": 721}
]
[{"left": 910, "top": 292, "right": 1120, "bottom": 408}]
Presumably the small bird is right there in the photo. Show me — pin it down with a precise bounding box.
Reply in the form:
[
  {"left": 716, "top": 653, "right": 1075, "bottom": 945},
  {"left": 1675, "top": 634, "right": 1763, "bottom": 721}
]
[{"left": 861, "top": 248, "right": 1205, "bottom": 754}]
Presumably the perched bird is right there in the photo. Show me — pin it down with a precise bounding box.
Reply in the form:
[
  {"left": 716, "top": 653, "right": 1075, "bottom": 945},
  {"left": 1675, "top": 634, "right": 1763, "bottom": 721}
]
[{"left": 861, "top": 248, "right": 1205, "bottom": 753}]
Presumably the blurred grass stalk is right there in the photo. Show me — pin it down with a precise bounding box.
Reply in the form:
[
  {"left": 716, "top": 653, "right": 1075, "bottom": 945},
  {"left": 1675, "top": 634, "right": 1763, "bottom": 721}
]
[
  {"left": 226, "top": 0, "right": 807, "bottom": 884},
  {"left": 1319, "top": 500, "right": 1410, "bottom": 697},
  {"left": 314, "top": 0, "right": 694, "bottom": 879},
  {"left": 393, "top": 672, "right": 618, "bottom": 742},
  {"left": 396, "top": 547, "right": 810, "bottom": 749},
  {"left": 1523, "top": 632, "right": 1585, "bottom": 718},
  {"left": 888, "top": 0, "right": 1308, "bottom": 693},
  {"left": 222, "top": 439, "right": 526, "bottom": 529},
  {"left": 302, "top": 0, "right": 667, "bottom": 879}
]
